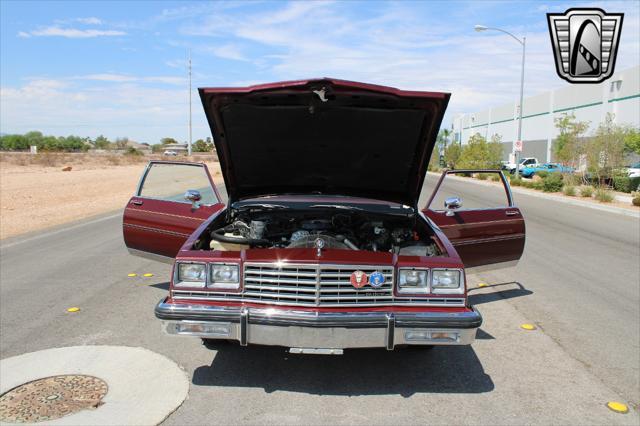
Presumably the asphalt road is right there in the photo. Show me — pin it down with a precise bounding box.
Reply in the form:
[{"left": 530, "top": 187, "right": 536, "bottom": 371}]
[{"left": 1, "top": 176, "right": 638, "bottom": 425}]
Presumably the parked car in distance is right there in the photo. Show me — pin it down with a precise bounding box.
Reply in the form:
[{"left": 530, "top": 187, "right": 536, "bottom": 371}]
[
  {"left": 521, "top": 163, "right": 574, "bottom": 178},
  {"left": 504, "top": 157, "right": 539, "bottom": 174},
  {"left": 627, "top": 162, "right": 640, "bottom": 178},
  {"left": 163, "top": 150, "right": 178, "bottom": 156},
  {"left": 124, "top": 78, "right": 526, "bottom": 353}
]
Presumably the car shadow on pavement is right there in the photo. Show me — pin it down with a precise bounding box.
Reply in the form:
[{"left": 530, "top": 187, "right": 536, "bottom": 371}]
[
  {"left": 192, "top": 344, "right": 494, "bottom": 397},
  {"left": 149, "top": 281, "right": 170, "bottom": 291},
  {"left": 467, "top": 281, "right": 532, "bottom": 306}
]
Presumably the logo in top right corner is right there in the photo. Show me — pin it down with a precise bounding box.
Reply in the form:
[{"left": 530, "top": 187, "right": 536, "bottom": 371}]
[{"left": 547, "top": 8, "right": 623, "bottom": 84}]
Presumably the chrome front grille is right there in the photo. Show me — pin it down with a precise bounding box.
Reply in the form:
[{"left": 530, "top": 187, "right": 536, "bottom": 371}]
[
  {"left": 171, "top": 262, "right": 466, "bottom": 308},
  {"left": 244, "top": 263, "right": 394, "bottom": 307}
]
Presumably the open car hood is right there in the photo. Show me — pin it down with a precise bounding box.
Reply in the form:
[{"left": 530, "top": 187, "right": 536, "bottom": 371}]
[{"left": 199, "top": 78, "right": 450, "bottom": 207}]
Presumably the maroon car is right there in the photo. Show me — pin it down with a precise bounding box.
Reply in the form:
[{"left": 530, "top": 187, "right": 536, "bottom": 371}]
[{"left": 123, "top": 78, "right": 525, "bottom": 353}]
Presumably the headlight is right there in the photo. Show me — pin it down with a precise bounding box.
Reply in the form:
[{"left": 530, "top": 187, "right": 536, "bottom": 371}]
[
  {"left": 209, "top": 264, "right": 240, "bottom": 291},
  {"left": 431, "top": 269, "right": 463, "bottom": 293},
  {"left": 175, "top": 263, "right": 206, "bottom": 287},
  {"left": 397, "top": 268, "right": 429, "bottom": 294}
]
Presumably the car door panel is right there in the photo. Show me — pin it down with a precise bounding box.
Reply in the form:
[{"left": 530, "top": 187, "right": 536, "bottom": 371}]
[
  {"left": 424, "top": 170, "right": 525, "bottom": 269},
  {"left": 123, "top": 161, "right": 224, "bottom": 260}
]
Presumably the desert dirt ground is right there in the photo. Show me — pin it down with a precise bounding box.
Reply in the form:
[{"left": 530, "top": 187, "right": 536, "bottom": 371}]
[{"left": 0, "top": 153, "right": 222, "bottom": 240}]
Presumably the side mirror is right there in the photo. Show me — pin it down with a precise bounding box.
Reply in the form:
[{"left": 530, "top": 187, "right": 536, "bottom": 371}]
[
  {"left": 444, "top": 197, "right": 462, "bottom": 216},
  {"left": 184, "top": 189, "right": 202, "bottom": 209}
]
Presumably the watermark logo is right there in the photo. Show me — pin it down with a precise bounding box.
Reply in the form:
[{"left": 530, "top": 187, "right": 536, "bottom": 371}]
[{"left": 547, "top": 8, "right": 623, "bottom": 84}]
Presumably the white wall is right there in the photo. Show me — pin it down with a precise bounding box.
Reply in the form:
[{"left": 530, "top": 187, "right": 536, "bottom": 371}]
[{"left": 453, "top": 65, "right": 640, "bottom": 162}]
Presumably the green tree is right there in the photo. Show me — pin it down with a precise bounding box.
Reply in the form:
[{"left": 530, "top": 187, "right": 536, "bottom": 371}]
[
  {"left": 0, "top": 134, "right": 28, "bottom": 150},
  {"left": 93, "top": 135, "right": 111, "bottom": 149},
  {"left": 553, "top": 113, "right": 589, "bottom": 167},
  {"left": 160, "top": 137, "right": 178, "bottom": 145},
  {"left": 192, "top": 138, "right": 214, "bottom": 152},
  {"left": 457, "top": 133, "right": 503, "bottom": 169},
  {"left": 443, "top": 143, "right": 462, "bottom": 169},
  {"left": 585, "top": 113, "right": 627, "bottom": 184},
  {"left": 623, "top": 128, "right": 640, "bottom": 155},
  {"left": 24, "top": 131, "right": 44, "bottom": 148},
  {"left": 436, "top": 129, "right": 452, "bottom": 156}
]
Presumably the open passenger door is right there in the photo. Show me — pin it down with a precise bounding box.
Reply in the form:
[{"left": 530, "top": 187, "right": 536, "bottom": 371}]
[
  {"left": 123, "top": 161, "right": 224, "bottom": 262},
  {"left": 423, "top": 170, "right": 525, "bottom": 270}
]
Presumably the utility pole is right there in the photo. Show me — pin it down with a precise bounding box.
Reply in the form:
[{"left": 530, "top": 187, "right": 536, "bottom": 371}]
[{"left": 188, "top": 49, "right": 192, "bottom": 157}]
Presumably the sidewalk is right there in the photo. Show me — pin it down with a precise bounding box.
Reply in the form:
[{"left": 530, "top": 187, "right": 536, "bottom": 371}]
[{"left": 427, "top": 171, "right": 640, "bottom": 218}]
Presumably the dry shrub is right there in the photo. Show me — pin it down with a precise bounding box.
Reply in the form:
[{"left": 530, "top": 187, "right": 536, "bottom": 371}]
[
  {"left": 580, "top": 186, "right": 594, "bottom": 197},
  {"left": 33, "top": 152, "right": 63, "bottom": 167},
  {"left": 105, "top": 155, "right": 122, "bottom": 166},
  {"left": 594, "top": 187, "right": 614, "bottom": 203},
  {"left": 0, "top": 153, "right": 30, "bottom": 166}
]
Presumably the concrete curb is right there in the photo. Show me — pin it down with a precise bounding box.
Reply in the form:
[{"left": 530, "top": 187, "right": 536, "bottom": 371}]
[
  {"left": 0, "top": 346, "right": 189, "bottom": 425},
  {"left": 427, "top": 172, "right": 640, "bottom": 218}
]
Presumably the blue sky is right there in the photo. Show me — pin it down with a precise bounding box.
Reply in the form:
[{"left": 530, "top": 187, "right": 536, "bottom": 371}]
[{"left": 1, "top": 0, "right": 638, "bottom": 144}]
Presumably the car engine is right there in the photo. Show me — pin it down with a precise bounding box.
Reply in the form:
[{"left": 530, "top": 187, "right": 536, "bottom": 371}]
[{"left": 199, "top": 207, "right": 440, "bottom": 256}]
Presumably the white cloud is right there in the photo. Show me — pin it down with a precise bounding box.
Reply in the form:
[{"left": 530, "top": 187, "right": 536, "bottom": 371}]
[
  {"left": 165, "top": 59, "right": 186, "bottom": 68},
  {"left": 80, "top": 74, "right": 137, "bottom": 82},
  {"left": 209, "top": 44, "right": 247, "bottom": 61},
  {"left": 76, "top": 17, "right": 103, "bottom": 25},
  {"left": 23, "top": 26, "right": 125, "bottom": 38},
  {"left": 17, "top": 31, "right": 31, "bottom": 38},
  {"left": 179, "top": 0, "right": 640, "bottom": 123},
  {"left": 0, "top": 78, "right": 199, "bottom": 142},
  {"left": 76, "top": 74, "right": 186, "bottom": 85}
]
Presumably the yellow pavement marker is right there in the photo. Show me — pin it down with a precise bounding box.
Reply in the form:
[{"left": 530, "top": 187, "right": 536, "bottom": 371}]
[
  {"left": 477, "top": 283, "right": 488, "bottom": 288},
  {"left": 127, "top": 273, "right": 137, "bottom": 277},
  {"left": 67, "top": 307, "right": 80, "bottom": 313},
  {"left": 143, "top": 273, "right": 154, "bottom": 277},
  {"left": 520, "top": 323, "right": 536, "bottom": 330},
  {"left": 606, "top": 402, "right": 628, "bottom": 414}
]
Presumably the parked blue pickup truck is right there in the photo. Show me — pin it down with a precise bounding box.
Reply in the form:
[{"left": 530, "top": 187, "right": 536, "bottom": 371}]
[{"left": 521, "top": 163, "right": 574, "bottom": 178}]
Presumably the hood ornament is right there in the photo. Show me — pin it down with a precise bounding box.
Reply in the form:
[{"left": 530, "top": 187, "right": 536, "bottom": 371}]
[
  {"left": 312, "top": 87, "right": 328, "bottom": 102},
  {"left": 314, "top": 237, "right": 325, "bottom": 257}
]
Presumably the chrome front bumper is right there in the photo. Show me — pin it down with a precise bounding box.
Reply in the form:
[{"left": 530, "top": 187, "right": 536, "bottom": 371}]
[{"left": 155, "top": 298, "right": 482, "bottom": 350}]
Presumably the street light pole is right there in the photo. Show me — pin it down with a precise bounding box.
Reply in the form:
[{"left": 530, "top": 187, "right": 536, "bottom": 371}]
[
  {"left": 475, "top": 25, "right": 526, "bottom": 177},
  {"left": 515, "top": 37, "right": 526, "bottom": 178},
  {"left": 188, "top": 49, "right": 192, "bottom": 157}
]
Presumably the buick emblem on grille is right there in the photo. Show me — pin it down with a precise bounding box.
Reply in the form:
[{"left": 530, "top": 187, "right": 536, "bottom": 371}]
[{"left": 350, "top": 270, "right": 368, "bottom": 288}]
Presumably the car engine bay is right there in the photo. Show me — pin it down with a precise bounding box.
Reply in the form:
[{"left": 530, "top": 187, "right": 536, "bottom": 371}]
[{"left": 194, "top": 204, "right": 442, "bottom": 257}]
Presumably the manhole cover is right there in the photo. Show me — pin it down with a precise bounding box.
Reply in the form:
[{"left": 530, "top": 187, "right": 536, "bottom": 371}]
[{"left": 0, "top": 375, "right": 108, "bottom": 423}]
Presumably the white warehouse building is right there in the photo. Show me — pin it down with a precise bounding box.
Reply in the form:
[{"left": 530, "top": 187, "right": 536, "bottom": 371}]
[{"left": 452, "top": 65, "right": 640, "bottom": 163}]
